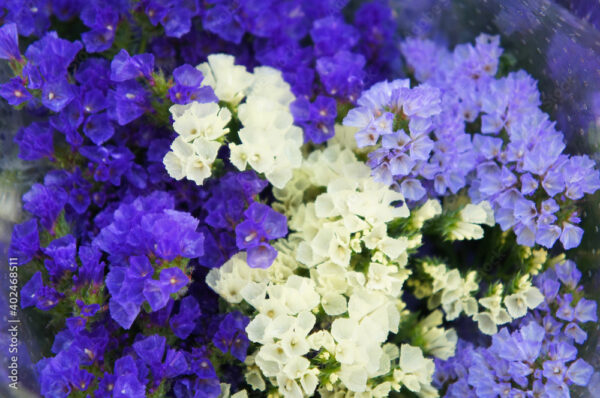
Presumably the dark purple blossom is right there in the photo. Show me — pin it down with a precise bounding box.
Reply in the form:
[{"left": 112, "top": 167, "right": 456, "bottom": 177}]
[
  {"left": 24, "top": 32, "right": 82, "bottom": 80},
  {"left": 22, "top": 183, "right": 68, "bottom": 230},
  {"left": 14, "top": 122, "right": 54, "bottom": 161},
  {"left": 43, "top": 234, "right": 77, "bottom": 279},
  {"left": 0, "top": 22, "right": 21, "bottom": 60},
  {"left": 110, "top": 49, "right": 155, "bottom": 82},
  {"left": 170, "top": 296, "right": 200, "bottom": 339},
  {"left": 0, "top": 77, "right": 32, "bottom": 105},
  {"left": 9, "top": 219, "right": 39, "bottom": 265}
]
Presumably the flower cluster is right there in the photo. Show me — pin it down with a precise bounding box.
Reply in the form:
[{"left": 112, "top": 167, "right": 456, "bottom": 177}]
[
  {"left": 202, "top": 171, "right": 288, "bottom": 269},
  {"left": 344, "top": 33, "right": 600, "bottom": 250},
  {"left": 207, "top": 144, "right": 441, "bottom": 396},
  {"left": 435, "top": 260, "right": 597, "bottom": 398},
  {"left": 2, "top": 3, "right": 599, "bottom": 398},
  {"left": 165, "top": 54, "right": 303, "bottom": 189}
]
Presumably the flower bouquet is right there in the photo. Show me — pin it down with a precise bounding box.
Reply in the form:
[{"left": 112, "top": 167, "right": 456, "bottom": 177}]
[{"left": 1, "top": 1, "right": 600, "bottom": 397}]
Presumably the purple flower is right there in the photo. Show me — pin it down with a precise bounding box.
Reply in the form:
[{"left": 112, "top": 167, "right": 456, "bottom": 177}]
[
  {"left": 81, "top": 5, "right": 119, "bottom": 52},
  {"left": 76, "top": 300, "right": 100, "bottom": 317},
  {"left": 161, "top": 5, "right": 196, "bottom": 38},
  {"left": 24, "top": 32, "right": 83, "bottom": 79},
  {"left": 112, "top": 80, "right": 151, "bottom": 125},
  {"left": 169, "top": 296, "right": 200, "bottom": 339},
  {"left": 133, "top": 334, "right": 166, "bottom": 365},
  {"left": 14, "top": 122, "right": 54, "bottom": 161},
  {"left": 75, "top": 57, "right": 112, "bottom": 90},
  {"left": 113, "top": 371, "right": 146, "bottom": 398},
  {"left": 168, "top": 64, "right": 218, "bottom": 104},
  {"left": 543, "top": 380, "right": 569, "bottom": 398},
  {"left": 83, "top": 112, "right": 114, "bottom": 145},
  {"left": 0, "top": 77, "right": 32, "bottom": 105},
  {"left": 42, "top": 78, "right": 77, "bottom": 112},
  {"left": 566, "top": 358, "right": 594, "bottom": 386},
  {"left": 0, "top": 23, "right": 21, "bottom": 60},
  {"left": 401, "top": 178, "right": 426, "bottom": 201},
  {"left": 202, "top": 4, "right": 245, "bottom": 44},
  {"left": 78, "top": 245, "right": 105, "bottom": 287},
  {"left": 310, "top": 16, "right": 358, "bottom": 57},
  {"left": 110, "top": 49, "right": 155, "bottom": 82},
  {"left": 555, "top": 260, "right": 582, "bottom": 289},
  {"left": 9, "top": 219, "right": 39, "bottom": 265},
  {"left": 543, "top": 360, "right": 567, "bottom": 384},
  {"left": 246, "top": 243, "right": 277, "bottom": 269},
  {"left": 556, "top": 294, "right": 575, "bottom": 322},
  {"left": 563, "top": 155, "right": 600, "bottom": 200},
  {"left": 164, "top": 349, "right": 189, "bottom": 378},
  {"left": 535, "top": 222, "right": 561, "bottom": 248},
  {"left": 43, "top": 234, "right": 77, "bottom": 279},
  {"left": 560, "top": 222, "right": 584, "bottom": 250},
  {"left": 213, "top": 312, "right": 250, "bottom": 362},
  {"left": 564, "top": 322, "right": 587, "bottom": 344},
  {"left": 143, "top": 279, "right": 171, "bottom": 312},
  {"left": 109, "top": 299, "right": 141, "bottom": 330},
  {"left": 22, "top": 183, "right": 68, "bottom": 230},
  {"left": 21, "top": 271, "right": 43, "bottom": 309},
  {"left": 316, "top": 50, "right": 366, "bottom": 102},
  {"left": 159, "top": 267, "right": 189, "bottom": 294},
  {"left": 574, "top": 298, "right": 597, "bottom": 323}
]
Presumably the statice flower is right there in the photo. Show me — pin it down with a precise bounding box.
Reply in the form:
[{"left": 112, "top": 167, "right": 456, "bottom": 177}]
[
  {"left": 0, "top": 22, "right": 22, "bottom": 60},
  {"left": 166, "top": 54, "right": 303, "bottom": 189},
  {"left": 436, "top": 260, "right": 596, "bottom": 397},
  {"left": 80, "top": 3, "right": 121, "bottom": 53},
  {"left": 208, "top": 144, "right": 447, "bottom": 396},
  {"left": 343, "top": 79, "right": 476, "bottom": 202},
  {"left": 199, "top": 170, "right": 288, "bottom": 269},
  {"left": 397, "top": 34, "right": 600, "bottom": 250},
  {"left": 94, "top": 192, "right": 202, "bottom": 328},
  {"left": 0, "top": 76, "right": 32, "bottom": 105}
]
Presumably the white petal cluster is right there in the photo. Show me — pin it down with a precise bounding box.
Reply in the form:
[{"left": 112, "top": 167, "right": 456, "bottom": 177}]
[
  {"left": 447, "top": 201, "right": 495, "bottom": 240},
  {"left": 164, "top": 102, "right": 229, "bottom": 185},
  {"left": 419, "top": 261, "right": 544, "bottom": 336},
  {"left": 414, "top": 311, "right": 458, "bottom": 360},
  {"left": 197, "top": 53, "right": 254, "bottom": 105},
  {"left": 475, "top": 286, "right": 513, "bottom": 336},
  {"left": 207, "top": 144, "right": 440, "bottom": 396},
  {"left": 475, "top": 274, "right": 543, "bottom": 336},
  {"left": 503, "top": 274, "right": 545, "bottom": 319},
  {"left": 165, "top": 54, "right": 303, "bottom": 188},
  {"left": 422, "top": 262, "right": 479, "bottom": 321},
  {"left": 392, "top": 345, "right": 437, "bottom": 396},
  {"left": 285, "top": 144, "right": 411, "bottom": 269}
]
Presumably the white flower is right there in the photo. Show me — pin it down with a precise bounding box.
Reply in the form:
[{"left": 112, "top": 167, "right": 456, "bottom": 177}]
[
  {"left": 394, "top": 345, "right": 435, "bottom": 394},
  {"left": 186, "top": 138, "right": 221, "bottom": 184},
  {"left": 504, "top": 286, "right": 544, "bottom": 318},
  {"left": 417, "top": 311, "right": 457, "bottom": 360},
  {"left": 321, "top": 292, "right": 347, "bottom": 316},
  {"left": 162, "top": 136, "right": 221, "bottom": 185},
  {"left": 307, "top": 330, "right": 336, "bottom": 352},
  {"left": 245, "top": 368, "right": 266, "bottom": 391},
  {"left": 448, "top": 201, "right": 495, "bottom": 240},
  {"left": 338, "top": 364, "right": 369, "bottom": 393},
  {"left": 197, "top": 54, "right": 254, "bottom": 104},
  {"left": 276, "top": 374, "right": 304, "bottom": 398},
  {"left": 411, "top": 199, "right": 442, "bottom": 229},
  {"left": 473, "top": 312, "right": 501, "bottom": 335},
  {"left": 283, "top": 276, "right": 320, "bottom": 314},
  {"left": 163, "top": 137, "right": 192, "bottom": 181},
  {"left": 171, "top": 102, "right": 231, "bottom": 141},
  {"left": 206, "top": 253, "right": 268, "bottom": 303},
  {"left": 366, "top": 263, "right": 408, "bottom": 297}
]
